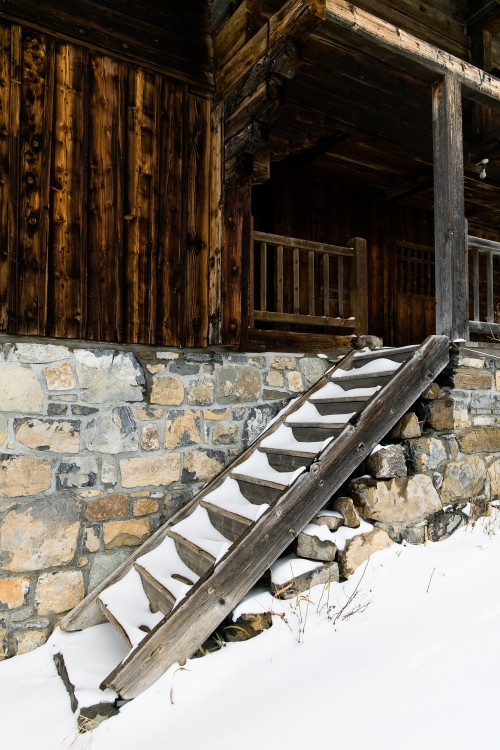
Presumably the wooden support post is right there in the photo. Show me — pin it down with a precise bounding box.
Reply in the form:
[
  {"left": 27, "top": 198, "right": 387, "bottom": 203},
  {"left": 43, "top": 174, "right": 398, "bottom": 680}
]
[
  {"left": 432, "top": 75, "right": 468, "bottom": 342},
  {"left": 348, "top": 237, "right": 368, "bottom": 336}
]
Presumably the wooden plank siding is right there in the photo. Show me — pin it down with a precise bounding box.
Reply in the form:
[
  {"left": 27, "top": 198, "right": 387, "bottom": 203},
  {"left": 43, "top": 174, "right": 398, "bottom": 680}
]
[{"left": 0, "top": 19, "right": 220, "bottom": 348}]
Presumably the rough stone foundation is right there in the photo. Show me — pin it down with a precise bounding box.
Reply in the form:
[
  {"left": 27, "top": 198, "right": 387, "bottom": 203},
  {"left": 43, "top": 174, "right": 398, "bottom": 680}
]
[{"left": 2, "top": 339, "right": 500, "bottom": 657}]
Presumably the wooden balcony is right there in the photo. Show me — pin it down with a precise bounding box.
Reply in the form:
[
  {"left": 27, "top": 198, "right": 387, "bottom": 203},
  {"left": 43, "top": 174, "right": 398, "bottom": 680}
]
[
  {"left": 248, "top": 231, "right": 368, "bottom": 351},
  {"left": 468, "top": 234, "right": 500, "bottom": 337}
]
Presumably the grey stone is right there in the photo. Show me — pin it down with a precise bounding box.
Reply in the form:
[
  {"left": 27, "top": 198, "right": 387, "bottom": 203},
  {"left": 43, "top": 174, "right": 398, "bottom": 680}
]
[
  {"left": 375, "top": 520, "right": 428, "bottom": 545},
  {"left": 298, "top": 357, "right": 329, "bottom": 388},
  {"left": 169, "top": 362, "right": 200, "bottom": 375},
  {"left": 349, "top": 474, "right": 442, "bottom": 524},
  {"left": 310, "top": 511, "right": 344, "bottom": 532},
  {"left": 75, "top": 350, "right": 145, "bottom": 403},
  {"left": 71, "top": 405, "right": 99, "bottom": 416},
  {"left": 48, "top": 403, "right": 68, "bottom": 416},
  {"left": 270, "top": 557, "right": 339, "bottom": 598},
  {"left": 101, "top": 456, "right": 118, "bottom": 486},
  {"left": 296, "top": 530, "right": 337, "bottom": 562},
  {"left": 88, "top": 550, "right": 131, "bottom": 591},
  {"left": 428, "top": 511, "right": 467, "bottom": 542},
  {"left": 57, "top": 457, "right": 98, "bottom": 489},
  {"left": 406, "top": 437, "right": 448, "bottom": 472},
  {"left": 216, "top": 366, "right": 262, "bottom": 404},
  {"left": 440, "top": 457, "right": 486, "bottom": 504},
  {"left": 84, "top": 406, "right": 139, "bottom": 454},
  {"left": 367, "top": 444, "right": 407, "bottom": 479},
  {"left": 15, "top": 343, "right": 71, "bottom": 363},
  {"left": 243, "top": 404, "right": 280, "bottom": 445}
]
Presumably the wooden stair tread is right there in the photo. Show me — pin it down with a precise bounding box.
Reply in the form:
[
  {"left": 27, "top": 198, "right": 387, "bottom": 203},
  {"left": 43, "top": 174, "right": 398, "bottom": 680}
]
[
  {"left": 201, "top": 476, "right": 270, "bottom": 522},
  {"left": 231, "top": 451, "right": 305, "bottom": 488},
  {"left": 134, "top": 537, "right": 199, "bottom": 607},
  {"left": 352, "top": 344, "right": 419, "bottom": 362}
]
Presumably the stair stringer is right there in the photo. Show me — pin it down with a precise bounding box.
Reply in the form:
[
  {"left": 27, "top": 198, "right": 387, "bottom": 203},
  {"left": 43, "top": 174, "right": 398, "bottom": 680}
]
[{"left": 97, "top": 334, "right": 449, "bottom": 699}]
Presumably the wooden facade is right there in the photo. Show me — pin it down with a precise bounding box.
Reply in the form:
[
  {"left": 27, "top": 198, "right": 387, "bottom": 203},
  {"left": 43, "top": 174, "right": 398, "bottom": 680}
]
[{"left": 2, "top": 0, "right": 500, "bottom": 350}]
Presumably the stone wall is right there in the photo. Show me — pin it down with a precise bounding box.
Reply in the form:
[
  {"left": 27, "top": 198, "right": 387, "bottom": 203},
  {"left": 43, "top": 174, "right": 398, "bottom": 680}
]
[
  {"left": 343, "top": 343, "right": 500, "bottom": 545},
  {"left": 0, "top": 338, "right": 333, "bottom": 658}
]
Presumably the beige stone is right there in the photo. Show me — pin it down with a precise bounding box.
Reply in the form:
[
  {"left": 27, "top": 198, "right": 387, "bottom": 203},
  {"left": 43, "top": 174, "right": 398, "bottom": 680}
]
[
  {"left": 266, "top": 370, "right": 284, "bottom": 387},
  {"left": 85, "top": 493, "right": 128, "bottom": 521},
  {"left": 421, "top": 382, "right": 441, "bottom": 400},
  {"left": 0, "top": 576, "right": 30, "bottom": 609},
  {"left": 74, "top": 350, "right": 144, "bottom": 404},
  {"left": 150, "top": 375, "right": 184, "bottom": 405},
  {"left": 216, "top": 367, "right": 261, "bottom": 403},
  {"left": 83, "top": 525, "right": 100, "bottom": 553},
  {"left": 43, "top": 362, "right": 77, "bottom": 391},
  {"left": 35, "top": 570, "right": 84, "bottom": 614},
  {"left": 136, "top": 406, "right": 163, "bottom": 421},
  {"left": 15, "top": 418, "right": 80, "bottom": 453},
  {"left": 15, "top": 629, "right": 48, "bottom": 655},
  {"left": 0, "top": 414, "right": 7, "bottom": 446},
  {"left": 0, "top": 455, "right": 51, "bottom": 498},
  {"left": 184, "top": 449, "right": 225, "bottom": 482},
  {"left": 337, "top": 528, "right": 393, "bottom": 577},
  {"left": 440, "top": 457, "right": 486, "bottom": 504},
  {"left": 452, "top": 368, "right": 492, "bottom": 390},
  {"left": 488, "top": 459, "right": 500, "bottom": 497},
  {"left": 457, "top": 356, "right": 485, "bottom": 369},
  {"left": 212, "top": 424, "right": 239, "bottom": 445},
  {"left": 331, "top": 497, "right": 360, "bottom": 528},
  {"left": 286, "top": 371, "right": 304, "bottom": 393},
  {"left": 269, "top": 356, "right": 297, "bottom": 370},
  {"left": 103, "top": 518, "right": 150, "bottom": 549},
  {"left": 0, "top": 494, "right": 80, "bottom": 571},
  {"left": 146, "top": 363, "right": 166, "bottom": 374},
  {"left": 203, "top": 408, "right": 230, "bottom": 421},
  {"left": 0, "top": 627, "right": 7, "bottom": 659},
  {"left": 495, "top": 371, "right": 500, "bottom": 391},
  {"left": 120, "top": 454, "right": 181, "bottom": 488},
  {"left": 132, "top": 498, "right": 158, "bottom": 516},
  {"left": 457, "top": 428, "right": 500, "bottom": 454},
  {"left": 390, "top": 412, "right": 421, "bottom": 439},
  {"left": 142, "top": 423, "right": 160, "bottom": 451},
  {"left": 427, "top": 398, "right": 469, "bottom": 430},
  {"left": 164, "top": 411, "right": 201, "bottom": 449},
  {"left": 0, "top": 366, "right": 44, "bottom": 413},
  {"left": 350, "top": 474, "right": 442, "bottom": 524},
  {"left": 187, "top": 379, "right": 215, "bottom": 405}
]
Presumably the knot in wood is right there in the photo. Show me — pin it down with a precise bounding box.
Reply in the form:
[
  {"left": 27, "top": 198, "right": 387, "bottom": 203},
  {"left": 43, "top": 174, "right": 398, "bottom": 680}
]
[{"left": 310, "top": 463, "right": 321, "bottom": 474}]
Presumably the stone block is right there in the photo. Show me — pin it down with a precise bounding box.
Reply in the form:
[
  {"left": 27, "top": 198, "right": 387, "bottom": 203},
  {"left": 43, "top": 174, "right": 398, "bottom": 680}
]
[
  {"left": 203, "top": 408, "right": 230, "bottom": 421},
  {"left": 427, "top": 511, "right": 467, "bottom": 542},
  {"left": 103, "top": 518, "right": 150, "bottom": 549},
  {"left": 0, "top": 455, "right": 52, "bottom": 498},
  {"left": 337, "top": 527, "right": 393, "bottom": 577},
  {"left": 57, "top": 457, "right": 98, "bottom": 489},
  {"left": 330, "top": 497, "right": 360, "bottom": 528},
  {"left": 296, "top": 530, "right": 337, "bottom": 561},
  {"left": 310, "top": 511, "right": 344, "bottom": 532},
  {"left": 216, "top": 367, "right": 261, "bottom": 403},
  {"left": 457, "top": 428, "right": 500, "bottom": 454},
  {"left": 286, "top": 371, "right": 304, "bottom": 392},
  {"left": 440, "top": 457, "right": 486, "bottom": 504},
  {"left": 0, "top": 366, "right": 44, "bottom": 413},
  {"left": 15, "top": 343, "right": 70, "bottom": 363},
  {"left": 164, "top": 411, "right": 201, "bottom": 449},
  {"left": 367, "top": 444, "right": 407, "bottom": 478},
  {"left": 406, "top": 437, "right": 448, "bottom": 472},
  {"left": 75, "top": 350, "right": 144, "bottom": 403},
  {"left": 183, "top": 449, "right": 225, "bottom": 482},
  {"left": 0, "top": 494, "right": 80, "bottom": 571},
  {"left": 88, "top": 550, "right": 130, "bottom": 590},
  {"left": 84, "top": 406, "right": 138, "bottom": 454},
  {"left": 186, "top": 379, "right": 214, "bottom": 405},
  {"left": 83, "top": 525, "right": 100, "bottom": 553},
  {"left": 488, "top": 459, "right": 500, "bottom": 497},
  {"left": 14, "top": 417, "right": 80, "bottom": 453},
  {"left": 15, "top": 629, "right": 49, "bottom": 655},
  {"left": 136, "top": 406, "right": 163, "bottom": 421},
  {"left": 266, "top": 370, "right": 284, "bottom": 387},
  {"left": 349, "top": 474, "right": 442, "bottom": 524},
  {"left": 150, "top": 375, "right": 184, "bottom": 405},
  {"left": 120, "top": 454, "right": 181, "bottom": 488},
  {"left": 427, "top": 397, "right": 469, "bottom": 430},
  {"left": 132, "top": 498, "right": 158, "bottom": 516},
  {"left": 375, "top": 520, "right": 428, "bottom": 545},
  {"left": 101, "top": 457, "right": 118, "bottom": 486},
  {"left": 85, "top": 493, "right": 128, "bottom": 521},
  {"left": 35, "top": 570, "right": 84, "bottom": 614},
  {"left": 211, "top": 424, "right": 239, "bottom": 445},
  {"left": 390, "top": 412, "right": 421, "bottom": 439},
  {"left": 0, "top": 414, "right": 7, "bottom": 446},
  {"left": 48, "top": 403, "right": 68, "bottom": 416},
  {"left": 421, "top": 382, "right": 441, "bottom": 400},
  {"left": 0, "top": 577, "right": 30, "bottom": 609},
  {"left": 141, "top": 423, "right": 160, "bottom": 451},
  {"left": 354, "top": 335, "right": 383, "bottom": 350},
  {"left": 451, "top": 368, "right": 492, "bottom": 390},
  {"left": 243, "top": 404, "right": 280, "bottom": 445},
  {"left": 271, "top": 558, "right": 339, "bottom": 598},
  {"left": 269, "top": 356, "right": 297, "bottom": 370},
  {"left": 43, "top": 362, "right": 77, "bottom": 391},
  {"left": 298, "top": 357, "right": 329, "bottom": 388}
]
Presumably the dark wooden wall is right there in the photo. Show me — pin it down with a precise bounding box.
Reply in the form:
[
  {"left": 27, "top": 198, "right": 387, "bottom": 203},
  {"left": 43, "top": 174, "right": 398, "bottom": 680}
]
[
  {"left": 0, "top": 20, "right": 222, "bottom": 347},
  {"left": 252, "top": 166, "right": 436, "bottom": 345}
]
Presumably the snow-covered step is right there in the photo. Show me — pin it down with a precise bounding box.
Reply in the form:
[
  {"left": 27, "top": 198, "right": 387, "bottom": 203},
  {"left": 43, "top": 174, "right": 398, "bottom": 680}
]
[
  {"left": 258, "top": 424, "right": 333, "bottom": 471},
  {"left": 285, "top": 401, "right": 354, "bottom": 442},
  {"left": 97, "top": 568, "right": 164, "bottom": 649},
  {"left": 352, "top": 344, "right": 419, "bottom": 363},
  {"left": 53, "top": 624, "right": 129, "bottom": 728},
  {"left": 230, "top": 451, "right": 305, "bottom": 504},
  {"left": 168, "top": 506, "right": 232, "bottom": 576},
  {"left": 201, "top": 477, "right": 269, "bottom": 541},
  {"left": 330, "top": 356, "right": 402, "bottom": 388},
  {"left": 134, "top": 536, "right": 199, "bottom": 616},
  {"left": 309, "top": 381, "right": 381, "bottom": 415}
]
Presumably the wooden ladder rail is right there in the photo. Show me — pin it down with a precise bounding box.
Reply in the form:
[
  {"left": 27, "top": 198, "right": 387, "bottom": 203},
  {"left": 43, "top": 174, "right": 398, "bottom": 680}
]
[{"left": 100, "top": 334, "right": 449, "bottom": 700}]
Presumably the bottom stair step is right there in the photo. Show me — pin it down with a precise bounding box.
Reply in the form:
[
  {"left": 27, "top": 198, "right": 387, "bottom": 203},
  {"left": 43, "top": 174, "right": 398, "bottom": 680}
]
[
  {"left": 270, "top": 554, "right": 339, "bottom": 599},
  {"left": 53, "top": 624, "right": 129, "bottom": 729}
]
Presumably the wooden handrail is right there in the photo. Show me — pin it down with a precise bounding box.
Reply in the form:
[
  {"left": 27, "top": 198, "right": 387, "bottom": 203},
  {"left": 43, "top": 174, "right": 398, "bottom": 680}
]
[{"left": 467, "top": 233, "right": 500, "bottom": 329}]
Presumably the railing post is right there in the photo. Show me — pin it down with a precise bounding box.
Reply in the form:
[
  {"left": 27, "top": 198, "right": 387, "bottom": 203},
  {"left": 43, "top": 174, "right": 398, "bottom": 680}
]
[{"left": 348, "top": 237, "right": 368, "bottom": 336}]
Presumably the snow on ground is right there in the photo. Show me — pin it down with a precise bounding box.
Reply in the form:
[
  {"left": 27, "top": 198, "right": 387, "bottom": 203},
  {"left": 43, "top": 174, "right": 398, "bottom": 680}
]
[{"left": 2, "top": 515, "right": 500, "bottom": 750}]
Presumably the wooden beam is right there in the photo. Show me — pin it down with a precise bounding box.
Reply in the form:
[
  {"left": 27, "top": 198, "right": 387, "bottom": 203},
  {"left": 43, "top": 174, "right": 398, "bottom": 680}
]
[
  {"left": 432, "top": 75, "right": 468, "bottom": 342},
  {"left": 217, "top": 0, "right": 326, "bottom": 97},
  {"left": 324, "top": 0, "right": 500, "bottom": 107}
]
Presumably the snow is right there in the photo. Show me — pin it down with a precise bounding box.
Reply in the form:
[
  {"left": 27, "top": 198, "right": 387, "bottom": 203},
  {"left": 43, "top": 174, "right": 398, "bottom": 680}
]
[
  {"left": 136, "top": 537, "right": 199, "bottom": 605},
  {"left": 271, "top": 554, "right": 324, "bottom": 585},
  {"left": 260, "top": 423, "right": 333, "bottom": 454},
  {"left": 169, "top": 506, "right": 232, "bottom": 562},
  {"left": 3, "top": 518, "right": 500, "bottom": 750},
  {"left": 231, "top": 450, "right": 305, "bottom": 486},
  {"left": 333, "top": 357, "right": 401, "bottom": 377},
  {"left": 203, "top": 477, "right": 269, "bottom": 522},
  {"left": 311, "top": 381, "right": 381, "bottom": 399},
  {"left": 300, "top": 522, "right": 336, "bottom": 542},
  {"left": 286, "top": 401, "right": 355, "bottom": 424}
]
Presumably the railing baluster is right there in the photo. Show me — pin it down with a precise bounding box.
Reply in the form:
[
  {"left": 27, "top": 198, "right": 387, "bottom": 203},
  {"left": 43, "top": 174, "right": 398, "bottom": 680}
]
[
  {"left": 293, "top": 247, "right": 300, "bottom": 315},
  {"left": 487, "top": 250, "right": 494, "bottom": 323},
  {"left": 473, "top": 247, "right": 479, "bottom": 322},
  {"left": 308, "top": 250, "right": 314, "bottom": 316},
  {"left": 260, "top": 242, "right": 267, "bottom": 312},
  {"left": 277, "top": 245, "right": 283, "bottom": 313},
  {"left": 323, "top": 252, "right": 329, "bottom": 317},
  {"left": 338, "top": 256, "right": 344, "bottom": 318}
]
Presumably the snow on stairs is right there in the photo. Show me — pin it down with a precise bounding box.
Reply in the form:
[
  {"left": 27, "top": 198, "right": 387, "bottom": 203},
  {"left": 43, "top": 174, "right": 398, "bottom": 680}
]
[{"left": 54, "top": 336, "right": 449, "bottom": 725}]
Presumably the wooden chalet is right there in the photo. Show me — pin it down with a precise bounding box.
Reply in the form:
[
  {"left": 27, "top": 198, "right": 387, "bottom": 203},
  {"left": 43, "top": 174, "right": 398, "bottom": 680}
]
[{"left": 1, "top": 0, "right": 500, "bottom": 352}]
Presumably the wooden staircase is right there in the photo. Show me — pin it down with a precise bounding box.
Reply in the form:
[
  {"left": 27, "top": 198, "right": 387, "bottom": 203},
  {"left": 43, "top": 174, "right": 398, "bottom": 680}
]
[{"left": 56, "top": 336, "right": 449, "bottom": 721}]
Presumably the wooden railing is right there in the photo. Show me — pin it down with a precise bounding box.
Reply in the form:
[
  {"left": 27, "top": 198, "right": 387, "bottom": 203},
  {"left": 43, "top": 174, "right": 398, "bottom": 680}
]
[
  {"left": 468, "top": 234, "right": 500, "bottom": 335},
  {"left": 250, "top": 231, "right": 368, "bottom": 336}
]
